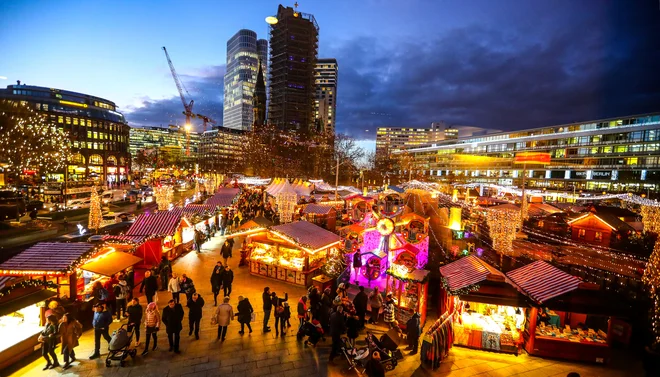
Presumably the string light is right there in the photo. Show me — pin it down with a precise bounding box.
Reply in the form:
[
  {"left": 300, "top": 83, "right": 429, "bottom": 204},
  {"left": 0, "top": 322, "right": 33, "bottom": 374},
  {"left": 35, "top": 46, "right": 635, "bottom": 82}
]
[
  {"left": 486, "top": 208, "right": 521, "bottom": 256},
  {"left": 0, "top": 280, "right": 59, "bottom": 298},
  {"left": 154, "top": 185, "right": 173, "bottom": 210},
  {"left": 641, "top": 205, "right": 660, "bottom": 345},
  {"left": 88, "top": 187, "right": 102, "bottom": 233}
]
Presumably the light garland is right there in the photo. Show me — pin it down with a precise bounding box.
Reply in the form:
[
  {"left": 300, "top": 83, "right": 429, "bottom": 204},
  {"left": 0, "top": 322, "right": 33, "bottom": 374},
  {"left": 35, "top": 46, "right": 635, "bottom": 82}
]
[
  {"left": 641, "top": 205, "right": 660, "bottom": 345},
  {"left": 154, "top": 185, "right": 173, "bottom": 210},
  {"left": 486, "top": 208, "right": 521, "bottom": 256},
  {"left": 0, "top": 279, "right": 59, "bottom": 298},
  {"left": 276, "top": 190, "right": 297, "bottom": 224},
  {"left": 88, "top": 187, "right": 102, "bottom": 233},
  {"left": 440, "top": 276, "right": 480, "bottom": 296}
]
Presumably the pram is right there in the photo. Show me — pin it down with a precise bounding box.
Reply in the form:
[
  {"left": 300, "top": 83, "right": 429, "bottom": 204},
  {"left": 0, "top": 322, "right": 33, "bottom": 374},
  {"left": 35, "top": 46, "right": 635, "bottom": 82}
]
[
  {"left": 342, "top": 332, "right": 399, "bottom": 373},
  {"left": 105, "top": 324, "right": 137, "bottom": 367},
  {"left": 296, "top": 318, "right": 325, "bottom": 345}
]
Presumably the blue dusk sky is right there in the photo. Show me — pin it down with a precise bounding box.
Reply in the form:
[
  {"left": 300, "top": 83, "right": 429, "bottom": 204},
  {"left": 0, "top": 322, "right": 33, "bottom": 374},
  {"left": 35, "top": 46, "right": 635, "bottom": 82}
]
[{"left": 1, "top": 0, "right": 659, "bottom": 153}]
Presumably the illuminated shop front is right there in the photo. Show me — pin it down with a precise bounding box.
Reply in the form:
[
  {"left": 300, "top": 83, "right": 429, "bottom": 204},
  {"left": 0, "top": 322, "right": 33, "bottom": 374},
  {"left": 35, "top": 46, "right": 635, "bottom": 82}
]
[{"left": 386, "top": 265, "right": 429, "bottom": 328}]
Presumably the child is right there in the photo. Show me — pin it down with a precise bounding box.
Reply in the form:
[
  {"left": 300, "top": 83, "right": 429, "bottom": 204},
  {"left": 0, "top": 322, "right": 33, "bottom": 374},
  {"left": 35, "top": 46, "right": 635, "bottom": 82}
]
[{"left": 280, "top": 302, "right": 291, "bottom": 336}]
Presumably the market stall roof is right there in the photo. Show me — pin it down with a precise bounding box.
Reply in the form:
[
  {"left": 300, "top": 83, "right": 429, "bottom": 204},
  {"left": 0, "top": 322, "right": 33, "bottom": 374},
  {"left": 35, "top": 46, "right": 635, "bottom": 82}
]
[
  {"left": 206, "top": 188, "right": 240, "bottom": 207},
  {"left": 0, "top": 289, "right": 57, "bottom": 317},
  {"left": 303, "top": 204, "right": 335, "bottom": 215},
  {"left": 399, "top": 212, "right": 429, "bottom": 224},
  {"left": 506, "top": 260, "right": 581, "bottom": 304},
  {"left": 439, "top": 255, "right": 504, "bottom": 292},
  {"left": 170, "top": 205, "right": 214, "bottom": 219},
  {"left": 102, "top": 235, "right": 148, "bottom": 244},
  {"left": 339, "top": 223, "right": 365, "bottom": 235},
  {"left": 80, "top": 251, "right": 142, "bottom": 277},
  {"left": 126, "top": 212, "right": 184, "bottom": 236},
  {"left": 0, "top": 242, "right": 96, "bottom": 275},
  {"left": 0, "top": 276, "right": 14, "bottom": 289},
  {"left": 386, "top": 268, "right": 430, "bottom": 283},
  {"left": 345, "top": 194, "right": 374, "bottom": 202},
  {"left": 270, "top": 221, "right": 341, "bottom": 252}
]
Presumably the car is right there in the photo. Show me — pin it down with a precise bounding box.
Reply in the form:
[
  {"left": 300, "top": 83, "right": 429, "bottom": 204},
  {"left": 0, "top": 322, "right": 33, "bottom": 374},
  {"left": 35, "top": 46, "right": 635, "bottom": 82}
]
[
  {"left": 67, "top": 198, "right": 91, "bottom": 209},
  {"left": 101, "top": 212, "right": 135, "bottom": 227},
  {"left": 141, "top": 186, "right": 154, "bottom": 196},
  {"left": 26, "top": 200, "right": 44, "bottom": 211},
  {"left": 87, "top": 235, "right": 105, "bottom": 243}
]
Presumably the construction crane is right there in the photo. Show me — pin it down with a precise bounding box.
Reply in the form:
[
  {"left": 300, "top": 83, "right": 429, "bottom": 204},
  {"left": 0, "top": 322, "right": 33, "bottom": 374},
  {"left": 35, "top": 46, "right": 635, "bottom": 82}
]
[
  {"left": 195, "top": 113, "right": 217, "bottom": 133},
  {"left": 162, "top": 46, "right": 194, "bottom": 156}
]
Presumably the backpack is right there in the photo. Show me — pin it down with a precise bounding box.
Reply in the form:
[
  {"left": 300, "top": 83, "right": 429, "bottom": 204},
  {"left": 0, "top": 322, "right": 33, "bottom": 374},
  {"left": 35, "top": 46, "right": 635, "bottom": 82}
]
[
  {"left": 98, "top": 288, "right": 109, "bottom": 301},
  {"left": 113, "top": 284, "right": 122, "bottom": 297},
  {"left": 276, "top": 305, "right": 285, "bottom": 315}
]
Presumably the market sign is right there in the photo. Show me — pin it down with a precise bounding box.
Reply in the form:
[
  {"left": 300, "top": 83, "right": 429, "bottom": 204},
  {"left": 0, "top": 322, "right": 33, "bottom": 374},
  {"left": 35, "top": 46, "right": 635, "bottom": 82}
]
[{"left": 514, "top": 152, "right": 551, "bottom": 165}]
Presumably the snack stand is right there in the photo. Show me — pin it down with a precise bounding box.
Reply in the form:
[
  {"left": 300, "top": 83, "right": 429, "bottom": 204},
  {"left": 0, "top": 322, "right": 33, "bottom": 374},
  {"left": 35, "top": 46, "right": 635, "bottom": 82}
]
[
  {"left": 386, "top": 266, "right": 429, "bottom": 328},
  {"left": 506, "top": 261, "right": 619, "bottom": 364},
  {"left": 439, "top": 255, "right": 529, "bottom": 355},
  {"left": 247, "top": 221, "right": 341, "bottom": 287}
]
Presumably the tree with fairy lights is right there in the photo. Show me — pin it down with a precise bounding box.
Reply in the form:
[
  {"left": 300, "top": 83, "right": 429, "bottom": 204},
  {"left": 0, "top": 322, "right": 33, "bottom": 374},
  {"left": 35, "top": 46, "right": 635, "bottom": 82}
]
[
  {"left": 641, "top": 205, "right": 660, "bottom": 345},
  {"left": 486, "top": 208, "right": 521, "bottom": 256},
  {"left": 154, "top": 185, "right": 173, "bottom": 210},
  {"left": 88, "top": 187, "right": 102, "bottom": 233},
  {"left": 0, "top": 99, "right": 72, "bottom": 180}
]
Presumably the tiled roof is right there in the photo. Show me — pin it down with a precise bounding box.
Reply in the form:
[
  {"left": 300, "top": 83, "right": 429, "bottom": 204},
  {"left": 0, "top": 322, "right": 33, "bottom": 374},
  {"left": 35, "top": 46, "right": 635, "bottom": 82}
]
[
  {"left": 270, "top": 221, "right": 341, "bottom": 251},
  {"left": 506, "top": 260, "right": 581, "bottom": 304},
  {"left": 439, "top": 255, "right": 504, "bottom": 292},
  {"left": 303, "top": 204, "right": 335, "bottom": 215},
  {"left": 0, "top": 242, "right": 95, "bottom": 274}
]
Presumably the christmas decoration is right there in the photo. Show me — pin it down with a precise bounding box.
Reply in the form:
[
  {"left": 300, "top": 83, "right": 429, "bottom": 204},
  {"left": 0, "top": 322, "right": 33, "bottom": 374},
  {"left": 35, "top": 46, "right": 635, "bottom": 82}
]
[
  {"left": 275, "top": 181, "right": 297, "bottom": 224},
  {"left": 486, "top": 208, "right": 521, "bottom": 256},
  {"left": 642, "top": 205, "right": 660, "bottom": 345},
  {"left": 88, "top": 187, "right": 102, "bottom": 233},
  {"left": 440, "top": 276, "right": 480, "bottom": 296},
  {"left": 0, "top": 279, "right": 58, "bottom": 298},
  {"left": 154, "top": 185, "right": 173, "bottom": 210},
  {"left": 322, "top": 247, "right": 346, "bottom": 279}
]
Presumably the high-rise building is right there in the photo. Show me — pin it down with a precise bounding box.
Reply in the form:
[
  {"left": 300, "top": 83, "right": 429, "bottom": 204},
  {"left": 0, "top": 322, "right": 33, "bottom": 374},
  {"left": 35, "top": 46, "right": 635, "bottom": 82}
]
[
  {"left": 268, "top": 4, "right": 319, "bottom": 134},
  {"left": 315, "top": 58, "right": 338, "bottom": 134},
  {"left": 223, "top": 29, "right": 268, "bottom": 131},
  {"left": 129, "top": 125, "right": 199, "bottom": 168},
  {"left": 253, "top": 62, "right": 267, "bottom": 127},
  {"left": 199, "top": 126, "right": 246, "bottom": 173}
]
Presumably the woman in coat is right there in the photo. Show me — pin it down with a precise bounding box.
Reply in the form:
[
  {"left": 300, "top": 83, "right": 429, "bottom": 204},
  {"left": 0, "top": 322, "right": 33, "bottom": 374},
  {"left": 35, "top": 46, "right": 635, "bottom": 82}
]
[
  {"left": 214, "top": 296, "right": 233, "bottom": 341},
  {"left": 126, "top": 297, "right": 143, "bottom": 347},
  {"left": 368, "top": 287, "right": 383, "bottom": 325},
  {"left": 210, "top": 262, "right": 224, "bottom": 306},
  {"left": 383, "top": 293, "right": 396, "bottom": 328},
  {"left": 40, "top": 314, "right": 59, "bottom": 370},
  {"left": 297, "top": 296, "right": 308, "bottom": 329},
  {"left": 142, "top": 302, "right": 161, "bottom": 356},
  {"left": 236, "top": 296, "right": 253, "bottom": 335},
  {"left": 59, "top": 313, "right": 82, "bottom": 369}
]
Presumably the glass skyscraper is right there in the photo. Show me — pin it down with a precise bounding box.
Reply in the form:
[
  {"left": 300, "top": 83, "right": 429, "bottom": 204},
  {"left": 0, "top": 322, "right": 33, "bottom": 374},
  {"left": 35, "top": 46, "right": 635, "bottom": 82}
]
[{"left": 223, "top": 29, "right": 268, "bottom": 131}]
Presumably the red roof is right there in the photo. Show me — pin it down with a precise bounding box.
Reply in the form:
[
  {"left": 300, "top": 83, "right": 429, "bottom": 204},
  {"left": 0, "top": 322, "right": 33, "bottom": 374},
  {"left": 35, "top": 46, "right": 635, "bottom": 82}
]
[
  {"left": 170, "top": 204, "right": 214, "bottom": 219},
  {"left": 126, "top": 212, "right": 182, "bottom": 236},
  {"left": 270, "top": 221, "right": 341, "bottom": 251},
  {"left": 506, "top": 260, "right": 581, "bottom": 304},
  {"left": 103, "top": 235, "right": 148, "bottom": 244},
  {"left": 206, "top": 189, "right": 239, "bottom": 207},
  {"left": 439, "top": 255, "right": 504, "bottom": 292},
  {"left": 0, "top": 242, "right": 96, "bottom": 274},
  {"left": 303, "top": 204, "right": 335, "bottom": 215}
]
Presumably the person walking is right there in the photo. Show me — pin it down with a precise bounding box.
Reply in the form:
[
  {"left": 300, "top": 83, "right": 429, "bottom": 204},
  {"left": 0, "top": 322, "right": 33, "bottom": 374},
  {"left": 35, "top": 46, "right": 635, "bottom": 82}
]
[
  {"left": 271, "top": 291, "right": 288, "bottom": 336},
  {"left": 368, "top": 287, "right": 383, "bottom": 325},
  {"left": 320, "top": 288, "right": 333, "bottom": 331},
  {"left": 162, "top": 299, "right": 184, "bottom": 353},
  {"left": 142, "top": 302, "right": 161, "bottom": 356},
  {"left": 126, "top": 297, "right": 143, "bottom": 347},
  {"left": 125, "top": 267, "right": 135, "bottom": 299},
  {"left": 210, "top": 262, "right": 224, "bottom": 306},
  {"left": 63, "top": 216, "right": 69, "bottom": 232},
  {"left": 297, "top": 296, "right": 308, "bottom": 329},
  {"left": 214, "top": 297, "right": 233, "bottom": 341},
  {"left": 365, "top": 351, "right": 386, "bottom": 377},
  {"left": 103, "top": 275, "right": 119, "bottom": 322},
  {"left": 405, "top": 312, "right": 421, "bottom": 355},
  {"left": 58, "top": 313, "right": 82, "bottom": 369},
  {"left": 89, "top": 303, "right": 112, "bottom": 359},
  {"left": 346, "top": 314, "right": 361, "bottom": 348},
  {"left": 140, "top": 270, "right": 159, "bottom": 304},
  {"left": 168, "top": 272, "right": 181, "bottom": 304},
  {"left": 328, "top": 305, "right": 346, "bottom": 364},
  {"left": 222, "top": 265, "right": 234, "bottom": 297},
  {"left": 40, "top": 314, "right": 60, "bottom": 370},
  {"left": 236, "top": 296, "right": 254, "bottom": 335},
  {"left": 180, "top": 274, "right": 195, "bottom": 304},
  {"left": 262, "top": 287, "right": 272, "bottom": 333},
  {"left": 353, "top": 286, "right": 368, "bottom": 329},
  {"left": 308, "top": 287, "right": 321, "bottom": 320},
  {"left": 220, "top": 213, "right": 228, "bottom": 235},
  {"left": 158, "top": 256, "right": 171, "bottom": 291},
  {"left": 115, "top": 275, "right": 130, "bottom": 320},
  {"left": 383, "top": 293, "right": 396, "bottom": 328},
  {"left": 221, "top": 240, "right": 232, "bottom": 265},
  {"left": 187, "top": 293, "right": 205, "bottom": 340}
]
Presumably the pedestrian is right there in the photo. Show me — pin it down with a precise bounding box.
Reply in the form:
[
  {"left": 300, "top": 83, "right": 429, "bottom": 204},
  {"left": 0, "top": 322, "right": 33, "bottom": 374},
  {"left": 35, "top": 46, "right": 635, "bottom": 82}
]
[
  {"left": 405, "top": 312, "right": 421, "bottom": 355},
  {"left": 346, "top": 314, "right": 361, "bottom": 348},
  {"left": 58, "top": 312, "right": 82, "bottom": 370},
  {"left": 142, "top": 302, "right": 161, "bottom": 356},
  {"left": 368, "top": 287, "right": 383, "bottom": 324},
  {"left": 220, "top": 213, "right": 228, "bottom": 235},
  {"left": 221, "top": 240, "right": 232, "bottom": 265},
  {"left": 180, "top": 274, "right": 195, "bottom": 304},
  {"left": 353, "top": 286, "right": 368, "bottom": 329},
  {"left": 383, "top": 293, "right": 396, "bottom": 328},
  {"left": 233, "top": 213, "right": 240, "bottom": 229},
  {"left": 328, "top": 305, "right": 346, "bottom": 364},
  {"left": 125, "top": 267, "right": 135, "bottom": 298},
  {"left": 297, "top": 296, "right": 308, "bottom": 329},
  {"left": 115, "top": 275, "right": 130, "bottom": 320},
  {"left": 63, "top": 216, "right": 68, "bottom": 232},
  {"left": 194, "top": 228, "right": 202, "bottom": 253},
  {"left": 320, "top": 288, "right": 333, "bottom": 331},
  {"left": 279, "top": 302, "right": 291, "bottom": 336},
  {"left": 103, "top": 274, "right": 118, "bottom": 322},
  {"left": 214, "top": 296, "right": 234, "bottom": 341},
  {"left": 89, "top": 302, "right": 112, "bottom": 359},
  {"left": 222, "top": 265, "right": 234, "bottom": 297},
  {"left": 187, "top": 293, "right": 205, "bottom": 340},
  {"left": 162, "top": 299, "right": 184, "bottom": 353},
  {"left": 236, "top": 296, "right": 254, "bottom": 335},
  {"left": 365, "top": 351, "right": 386, "bottom": 377},
  {"left": 271, "top": 291, "right": 289, "bottom": 336},
  {"left": 210, "top": 262, "right": 224, "bottom": 306},
  {"left": 168, "top": 272, "right": 181, "bottom": 304},
  {"left": 262, "top": 287, "right": 272, "bottom": 333},
  {"left": 158, "top": 256, "right": 171, "bottom": 291},
  {"left": 45, "top": 300, "right": 65, "bottom": 322},
  {"left": 140, "top": 270, "right": 159, "bottom": 304},
  {"left": 39, "top": 314, "right": 60, "bottom": 370},
  {"left": 308, "top": 286, "right": 321, "bottom": 320},
  {"left": 126, "top": 297, "right": 143, "bottom": 347}
]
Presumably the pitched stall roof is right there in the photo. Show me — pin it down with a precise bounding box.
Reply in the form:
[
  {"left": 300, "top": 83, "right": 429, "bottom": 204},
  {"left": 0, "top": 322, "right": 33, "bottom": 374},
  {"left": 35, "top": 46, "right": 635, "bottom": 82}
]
[
  {"left": 506, "top": 260, "right": 581, "bottom": 304},
  {"left": 126, "top": 212, "right": 183, "bottom": 236},
  {"left": 567, "top": 212, "right": 635, "bottom": 232},
  {"left": 206, "top": 188, "right": 239, "bottom": 207},
  {"left": 102, "top": 235, "right": 148, "bottom": 244},
  {"left": 439, "top": 255, "right": 504, "bottom": 292},
  {"left": 303, "top": 204, "right": 335, "bottom": 215},
  {"left": 270, "top": 221, "right": 341, "bottom": 252},
  {"left": 0, "top": 242, "right": 96, "bottom": 275}
]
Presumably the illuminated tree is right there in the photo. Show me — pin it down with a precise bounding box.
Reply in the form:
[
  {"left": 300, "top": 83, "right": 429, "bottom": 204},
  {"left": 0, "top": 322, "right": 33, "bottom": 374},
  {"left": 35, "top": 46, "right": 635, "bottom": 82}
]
[
  {"left": 88, "top": 187, "right": 103, "bottom": 233},
  {"left": 154, "top": 185, "right": 173, "bottom": 210},
  {"left": 486, "top": 208, "right": 521, "bottom": 256},
  {"left": 641, "top": 205, "right": 660, "bottom": 345},
  {"left": 0, "top": 99, "right": 72, "bottom": 179}
]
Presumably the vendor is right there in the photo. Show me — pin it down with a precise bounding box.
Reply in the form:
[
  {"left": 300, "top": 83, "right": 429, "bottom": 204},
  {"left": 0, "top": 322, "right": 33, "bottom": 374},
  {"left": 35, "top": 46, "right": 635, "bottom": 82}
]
[{"left": 538, "top": 307, "right": 551, "bottom": 325}]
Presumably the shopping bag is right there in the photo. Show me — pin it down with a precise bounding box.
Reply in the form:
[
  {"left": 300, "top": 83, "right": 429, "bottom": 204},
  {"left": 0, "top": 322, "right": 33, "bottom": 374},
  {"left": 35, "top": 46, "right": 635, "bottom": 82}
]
[{"left": 251, "top": 312, "right": 256, "bottom": 322}]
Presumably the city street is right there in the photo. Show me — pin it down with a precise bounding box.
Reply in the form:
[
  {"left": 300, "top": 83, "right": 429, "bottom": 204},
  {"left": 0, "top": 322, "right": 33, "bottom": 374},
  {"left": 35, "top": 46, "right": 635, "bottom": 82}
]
[{"left": 5, "top": 234, "right": 643, "bottom": 377}]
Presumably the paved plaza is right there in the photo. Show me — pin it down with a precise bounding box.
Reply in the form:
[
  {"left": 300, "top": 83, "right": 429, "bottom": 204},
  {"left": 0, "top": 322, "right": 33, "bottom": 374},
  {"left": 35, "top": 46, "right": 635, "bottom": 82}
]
[{"left": 6, "top": 235, "right": 642, "bottom": 377}]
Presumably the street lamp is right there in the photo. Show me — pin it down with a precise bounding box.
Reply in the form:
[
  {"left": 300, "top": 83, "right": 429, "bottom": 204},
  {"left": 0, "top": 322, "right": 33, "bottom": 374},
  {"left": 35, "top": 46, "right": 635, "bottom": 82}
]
[{"left": 265, "top": 16, "right": 278, "bottom": 25}]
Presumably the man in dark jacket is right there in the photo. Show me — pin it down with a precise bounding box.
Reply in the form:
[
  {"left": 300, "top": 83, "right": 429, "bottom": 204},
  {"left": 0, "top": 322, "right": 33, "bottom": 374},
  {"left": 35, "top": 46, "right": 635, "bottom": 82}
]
[
  {"left": 139, "top": 270, "right": 159, "bottom": 304},
  {"left": 262, "top": 287, "right": 272, "bottom": 332},
  {"left": 210, "top": 262, "right": 224, "bottom": 306},
  {"left": 405, "top": 312, "right": 421, "bottom": 354},
  {"left": 187, "top": 293, "right": 205, "bottom": 340},
  {"left": 158, "top": 256, "right": 171, "bottom": 291},
  {"left": 353, "top": 286, "right": 369, "bottom": 329},
  {"left": 308, "top": 287, "right": 321, "bottom": 320},
  {"left": 222, "top": 266, "right": 234, "bottom": 297},
  {"left": 180, "top": 274, "right": 195, "bottom": 304},
  {"left": 221, "top": 240, "right": 232, "bottom": 265},
  {"left": 162, "top": 299, "right": 184, "bottom": 353},
  {"left": 271, "top": 291, "right": 288, "bottom": 336},
  {"left": 89, "top": 303, "right": 113, "bottom": 359},
  {"left": 328, "top": 305, "right": 346, "bottom": 363}
]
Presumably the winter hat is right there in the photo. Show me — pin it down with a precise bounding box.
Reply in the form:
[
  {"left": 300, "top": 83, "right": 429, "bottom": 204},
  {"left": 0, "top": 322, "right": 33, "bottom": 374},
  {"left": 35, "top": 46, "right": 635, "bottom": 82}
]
[
  {"left": 338, "top": 283, "right": 345, "bottom": 289},
  {"left": 147, "top": 302, "right": 157, "bottom": 311}
]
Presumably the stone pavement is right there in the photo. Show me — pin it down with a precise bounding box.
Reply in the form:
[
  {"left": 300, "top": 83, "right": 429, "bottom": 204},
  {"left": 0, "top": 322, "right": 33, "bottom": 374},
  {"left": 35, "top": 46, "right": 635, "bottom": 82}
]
[{"left": 6, "top": 234, "right": 642, "bottom": 377}]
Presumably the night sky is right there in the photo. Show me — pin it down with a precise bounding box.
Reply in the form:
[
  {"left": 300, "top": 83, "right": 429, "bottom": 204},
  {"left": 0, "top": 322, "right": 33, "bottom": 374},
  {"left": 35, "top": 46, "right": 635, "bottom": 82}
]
[{"left": 1, "top": 0, "right": 659, "bottom": 151}]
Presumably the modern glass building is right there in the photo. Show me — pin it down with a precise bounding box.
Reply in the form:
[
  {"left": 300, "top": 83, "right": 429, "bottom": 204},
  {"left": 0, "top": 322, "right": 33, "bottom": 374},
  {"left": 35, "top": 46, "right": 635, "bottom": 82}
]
[
  {"left": 0, "top": 84, "right": 131, "bottom": 184},
  {"left": 402, "top": 113, "right": 660, "bottom": 193},
  {"left": 314, "top": 58, "right": 338, "bottom": 134},
  {"left": 198, "top": 126, "right": 246, "bottom": 173},
  {"left": 223, "top": 29, "right": 268, "bottom": 131},
  {"left": 129, "top": 125, "right": 199, "bottom": 169}
]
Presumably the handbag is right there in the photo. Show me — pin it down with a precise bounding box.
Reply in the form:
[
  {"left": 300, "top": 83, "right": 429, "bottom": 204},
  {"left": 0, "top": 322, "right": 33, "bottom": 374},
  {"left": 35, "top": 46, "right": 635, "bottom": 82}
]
[
  {"left": 211, "top": 315, "right": 218, "bottom": 326},
  {"left": 250, "top": 312, "right": 256, "bottom": 322}
]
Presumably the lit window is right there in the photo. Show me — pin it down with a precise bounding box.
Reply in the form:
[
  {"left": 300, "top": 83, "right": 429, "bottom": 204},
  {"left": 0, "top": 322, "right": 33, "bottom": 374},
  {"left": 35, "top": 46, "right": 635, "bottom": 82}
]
[
  {"left": 58, "top": 116, "right": 64, "bottom": 124},
  {"left": 578, "top": 229, "right": 586, "bottom": 239},
  {"left": 595, "top": 231, "right": 603, "bottom": 242},
  {"left": 66, "top": 117, "right": 71, "bottom": 125},
  {"left": 93, "top": 132, "right": 98, "bottom": 139},
  {"left": 87, "top": 131, "right": 92, "bottom": 138}
]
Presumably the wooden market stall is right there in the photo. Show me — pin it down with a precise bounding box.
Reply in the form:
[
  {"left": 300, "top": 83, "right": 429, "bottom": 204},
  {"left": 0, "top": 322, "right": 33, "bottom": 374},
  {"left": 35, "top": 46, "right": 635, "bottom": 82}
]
[
  {"left": 302, "top": 203, "right": 336, "bottom": 231},
  {"left": 506, "top": 261, "right": 624, "bottom": 364},
  {"left": 247, "top": 221, "right": 341, "bottom": 287},
  {"left": 386, "top": 267, "right": 429, "bottom": 329}
]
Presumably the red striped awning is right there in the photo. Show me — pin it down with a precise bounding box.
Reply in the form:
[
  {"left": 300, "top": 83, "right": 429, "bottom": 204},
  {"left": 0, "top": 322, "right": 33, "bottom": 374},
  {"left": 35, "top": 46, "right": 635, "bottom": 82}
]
[
  {"left": 206, "top": 190, "right": 239, "bottom": 207},
  {"left": 506, "top": 261, "right": 581, "bottom": 304},
  {"left": 103, "top": 235, "right": 147, "bottom": 244},
  {"left": 125, "top": 212, "right": 182, "bottom": 236},
  {"left": 0, "top": 242, "right": 96, "bottom": 274},
  {"left": 439, "top": 255, "right": 503, "bottom": 292}
]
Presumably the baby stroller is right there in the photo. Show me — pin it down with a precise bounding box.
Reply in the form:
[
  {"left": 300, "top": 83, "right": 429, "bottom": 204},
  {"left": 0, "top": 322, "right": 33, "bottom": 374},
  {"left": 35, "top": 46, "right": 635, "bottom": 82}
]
[
  {"left": 105, "top": 324, "right": 137, "bottom": 367},
  {"left": 342, "top": 332, "right": 399, "bottom": 373},
  {"left": 297, "top": 318, "right": 325, "bottom": 345}
]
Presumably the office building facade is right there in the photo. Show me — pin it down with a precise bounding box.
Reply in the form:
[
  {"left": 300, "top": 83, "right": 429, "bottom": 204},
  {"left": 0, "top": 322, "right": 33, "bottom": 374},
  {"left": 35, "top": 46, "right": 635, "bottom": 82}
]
[
  {"left": 198, "top": 127, "right": 246, "bottom": 173},
  {"left": 129, "top": 125, "right": 199, "bottom": 169},
  {"left": 268, "top": 4, "right": 319, "bottom": 134},
  {"left": 314, "top": 58, "right": 338, "bottom": 134},
  {"left": 223, "top": 29, "right": 268, "bottom": 131},
  {"left": 403, "top": 113, "right": 660, "bottom": 193},
  {"left": 0, "top": 84, "right": 131, "bottom": 184},
  {"left": 375, "top": 123, "right": 458, "bottom": 163}
]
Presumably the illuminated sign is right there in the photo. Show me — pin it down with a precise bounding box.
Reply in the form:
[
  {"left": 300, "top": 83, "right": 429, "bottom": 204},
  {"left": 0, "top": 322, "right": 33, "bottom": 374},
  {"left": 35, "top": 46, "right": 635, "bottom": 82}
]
[
  {"left": 59, "top": 100, "right": 88, "bottom": 108},
  {"left": 514, "top": 152, "right": 550, "bottom": 165}
]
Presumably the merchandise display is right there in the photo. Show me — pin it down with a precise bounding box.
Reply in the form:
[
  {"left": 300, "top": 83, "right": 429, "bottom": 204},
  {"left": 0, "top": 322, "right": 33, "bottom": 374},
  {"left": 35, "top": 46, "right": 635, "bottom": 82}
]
[
  {"left": 453, "top": 301, "right": 525, "bottom": 354},
  {"left": 0, "top": 302, "right": 43, "bottom": 353},
  {"left": 535, "top": 322, "right": 608, "bottom": 344}
]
